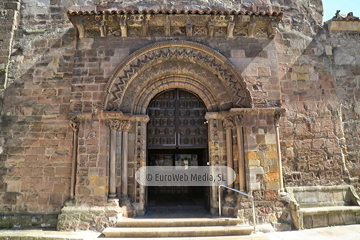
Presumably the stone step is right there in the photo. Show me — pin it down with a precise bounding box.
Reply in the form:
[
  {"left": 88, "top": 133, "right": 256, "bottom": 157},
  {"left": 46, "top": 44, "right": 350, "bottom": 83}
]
[
  {"left": 101, "top": 233, "right": 268, "bottom": 240},
  {"left": 103, "top": 226, "right": 254, "bottom": 238},
  {"left": 117, "top": 217, "right": 243, "bottom": 227}
]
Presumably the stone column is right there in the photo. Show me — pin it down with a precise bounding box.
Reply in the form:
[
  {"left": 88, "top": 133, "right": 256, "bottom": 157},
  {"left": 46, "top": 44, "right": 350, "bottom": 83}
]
[
  {"left": 70, "top": 117, "right": 80, "bottom": 200},
  {"left": 223, "top": 116, "right": 235, "bottom": 188},
  {"left": 274, "top": 110, "right": 284, "bottom": 191},
  {"left": 116, "top": 130, "right": 122, "bottom": 196},
  {"left": 120, "top": 120, "right": 132, "bottom": 197},
  {"left": 234, "top": 114, "right": 246, "bottom": 191},
  {"left": 108, "top": 119, "right": 121, "bottom": 199}
]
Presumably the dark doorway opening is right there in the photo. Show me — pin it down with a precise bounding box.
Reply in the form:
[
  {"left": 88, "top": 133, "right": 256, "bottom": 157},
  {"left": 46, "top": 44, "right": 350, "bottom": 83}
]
[{"left": 145, "top": 89, "right": 210, "bottom": 217}]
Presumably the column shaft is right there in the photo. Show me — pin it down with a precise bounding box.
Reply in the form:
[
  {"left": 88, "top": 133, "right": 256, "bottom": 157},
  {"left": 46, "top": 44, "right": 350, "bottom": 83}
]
[
  {"left": 109, "top": 128, "right": 117, "bottom": 198},
  {"left": 226, "top": 128, "right": 234, "bottom": 188},
  {"left": 116, "top": 131, "right": 122, "bottom": 195},
  {"left": 236, "top": 126, "right": 246, "bottom": 191},
  {"left": 121, "top": 131, "right": 129, "bottom": 196}
]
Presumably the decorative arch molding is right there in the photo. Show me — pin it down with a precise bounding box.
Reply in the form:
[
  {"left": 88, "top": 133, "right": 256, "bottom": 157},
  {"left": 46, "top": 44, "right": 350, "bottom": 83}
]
[
  {"left": 103, "top": 41, "right": 252, "bottom": 112},
  {"left": 121, "top": 60, "right": 234, "bottom": 113},
  {"left": 133, "top": 75, "right": 219, "bottom": 114}
]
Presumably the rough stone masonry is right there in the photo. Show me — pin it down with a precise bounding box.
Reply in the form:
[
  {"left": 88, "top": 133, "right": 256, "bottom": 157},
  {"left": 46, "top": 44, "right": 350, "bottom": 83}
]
[{"left": 0, "top": 0, "right": 359, "bottom": 232}]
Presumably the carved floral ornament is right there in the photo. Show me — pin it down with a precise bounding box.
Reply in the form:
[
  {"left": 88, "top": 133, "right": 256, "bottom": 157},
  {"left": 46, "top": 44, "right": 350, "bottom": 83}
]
[
  {"left": 103, "top": 41, "right": 253, "bottom": 112},
  {"left": 67, "top": 10, "right": 282, "bottom": 39}
]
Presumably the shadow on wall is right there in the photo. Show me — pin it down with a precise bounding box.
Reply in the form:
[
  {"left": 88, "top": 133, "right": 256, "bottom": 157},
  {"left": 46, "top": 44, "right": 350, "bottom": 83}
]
[
  {"left": 277, "top": 21, "right": 360, "bottom": 192},
  {"left": 0, "top": 27, "right": 77, "bottom": 229}
]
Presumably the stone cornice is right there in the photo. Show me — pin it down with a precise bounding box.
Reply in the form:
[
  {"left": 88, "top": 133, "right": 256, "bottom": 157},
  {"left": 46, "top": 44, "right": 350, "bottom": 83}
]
[
  {"left": 69, "top": 111, "right": 150, "bottom": 122},
  {"left": 205, "top": 108, "right": 286, "bottom": 120},
  {"left": 67, "top": 9, "right": 282, "bottom": 39},
  {"left": 102, "top": 111, "right": 150, "bottom": 122},
  {"left": 328, "top": 20, "right": 360, "bottom": 32}
]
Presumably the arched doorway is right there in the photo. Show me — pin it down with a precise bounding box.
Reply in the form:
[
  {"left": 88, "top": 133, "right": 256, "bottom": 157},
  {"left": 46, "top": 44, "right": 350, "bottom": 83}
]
[{"left": 146, "top": 88, "right": 210, "bottom": 215}]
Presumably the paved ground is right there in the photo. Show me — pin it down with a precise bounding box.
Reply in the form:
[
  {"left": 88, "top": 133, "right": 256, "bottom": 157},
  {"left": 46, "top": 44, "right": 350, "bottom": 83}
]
[{"left": 0, "top": 224, "right": 359, "bottom": 239}]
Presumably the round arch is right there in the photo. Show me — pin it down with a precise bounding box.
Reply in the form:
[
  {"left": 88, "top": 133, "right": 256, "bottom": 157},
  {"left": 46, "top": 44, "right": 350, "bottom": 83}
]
[
  {"left": 103, "top": 41, "right": 252, "bottom": 113},
  {"left": 133, "top": 75, "right": 219, "bottom": 114}
]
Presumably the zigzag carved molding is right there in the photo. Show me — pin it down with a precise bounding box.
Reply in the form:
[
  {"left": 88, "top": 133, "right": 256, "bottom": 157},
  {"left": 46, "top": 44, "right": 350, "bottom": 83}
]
[{"left": 104, "top": 41, "right": 252, "bottom": 111}]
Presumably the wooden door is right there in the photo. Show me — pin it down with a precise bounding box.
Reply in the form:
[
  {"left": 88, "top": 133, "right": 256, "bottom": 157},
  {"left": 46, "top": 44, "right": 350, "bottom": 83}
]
[{"left": 147, "top": 89, "right": 207, "bottom": 149}]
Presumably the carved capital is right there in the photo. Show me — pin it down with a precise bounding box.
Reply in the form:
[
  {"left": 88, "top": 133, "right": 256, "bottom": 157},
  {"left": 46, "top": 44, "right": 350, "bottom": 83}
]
[
  {"left": 120, "top": 120, "right": 132, "bottom": 132},
  {"left": 70, "top": 116, "right": 80, "bottom": 132},
  {"left": 223, "top": 116, "right": 235, "bottom": 129},
  {"left": 274, "top": 110, "right": 282, "bottom": 126},
  {"left": 108, "top": 119, "right": 121, "bottom": 131},
  {"left": 233, "top": 114, "right": 244, "bottom": 126}
]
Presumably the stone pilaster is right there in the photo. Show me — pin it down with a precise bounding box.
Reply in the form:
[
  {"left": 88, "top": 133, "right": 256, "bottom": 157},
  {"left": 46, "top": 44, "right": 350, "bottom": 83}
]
[
  {"left": 70, "top": 116, "right": 80, "bottom": 200},
  {"left": 274, "top": 110, "right": 284, "bottom": 191},
  {"left": 133, "top": 119, "right": 149, "bottom": 216}
]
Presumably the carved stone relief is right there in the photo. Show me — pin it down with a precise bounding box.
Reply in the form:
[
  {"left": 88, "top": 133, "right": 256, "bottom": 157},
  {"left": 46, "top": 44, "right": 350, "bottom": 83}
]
[{"left": 104, "top": 41, "right": 253, "bottom": 112}]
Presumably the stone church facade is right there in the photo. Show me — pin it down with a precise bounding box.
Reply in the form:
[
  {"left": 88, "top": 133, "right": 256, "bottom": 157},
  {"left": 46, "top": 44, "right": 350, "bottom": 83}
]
[{"left": 0, "top": 0, "right": 359, "bottom": 231}]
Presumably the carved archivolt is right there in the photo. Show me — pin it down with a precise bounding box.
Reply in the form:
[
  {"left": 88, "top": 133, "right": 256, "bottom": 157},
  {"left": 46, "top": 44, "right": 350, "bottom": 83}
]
[{"left": 103, "top": 41, "right": 252, "bottom": 112}]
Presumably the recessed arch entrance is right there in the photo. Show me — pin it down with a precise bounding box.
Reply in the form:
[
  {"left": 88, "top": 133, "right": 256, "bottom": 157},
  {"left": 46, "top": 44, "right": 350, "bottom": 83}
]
[
  {"left": 146, "top": 88, "right": 210, "bottom": 215},
  {"left": 102, "top": 41, "right": 255, "bottom": 217}
]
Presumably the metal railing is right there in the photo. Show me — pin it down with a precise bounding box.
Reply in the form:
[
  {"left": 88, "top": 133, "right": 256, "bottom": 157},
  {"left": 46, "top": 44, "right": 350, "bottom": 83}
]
[{"left": 218, "top": 185, "right": 256, "bottom": 233}]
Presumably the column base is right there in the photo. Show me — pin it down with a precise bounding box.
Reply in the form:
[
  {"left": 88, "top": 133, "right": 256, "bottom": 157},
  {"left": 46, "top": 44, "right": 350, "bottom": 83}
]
[
  {"left": 120, "top": 196, "right": 134, "bottom": 218},
  {"left": 108, "top": 193, "right": 117, "bottom": 198},
  {"left": 107, "top": 197, "right": 119, "bottom": 206}
]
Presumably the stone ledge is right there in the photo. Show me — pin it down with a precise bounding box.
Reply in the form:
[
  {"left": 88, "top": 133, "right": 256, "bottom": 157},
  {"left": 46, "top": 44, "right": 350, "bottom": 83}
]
[
  {"left": 301, "top": 206, "right": 360, "bottom": 215},
  {"left": 286, "top": 185, "right": 360, "bottom": 230},
  {"left": 57, "top": 205, "right": 122, "bottom": 232}
]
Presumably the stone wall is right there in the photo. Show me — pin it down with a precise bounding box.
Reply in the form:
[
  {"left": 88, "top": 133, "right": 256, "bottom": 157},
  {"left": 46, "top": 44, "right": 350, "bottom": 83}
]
[
  {"left": 0, "top": 0, "right": 360, "bottom": 231},
  {"left": 276, "top": 18, "right": 360, "bottom": 193},
  {"left": 0, "top": 0, "right": 78, "bottom": 229},
  {"left": 328, "top": 26, "right": 360, "bottom": 193}
]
